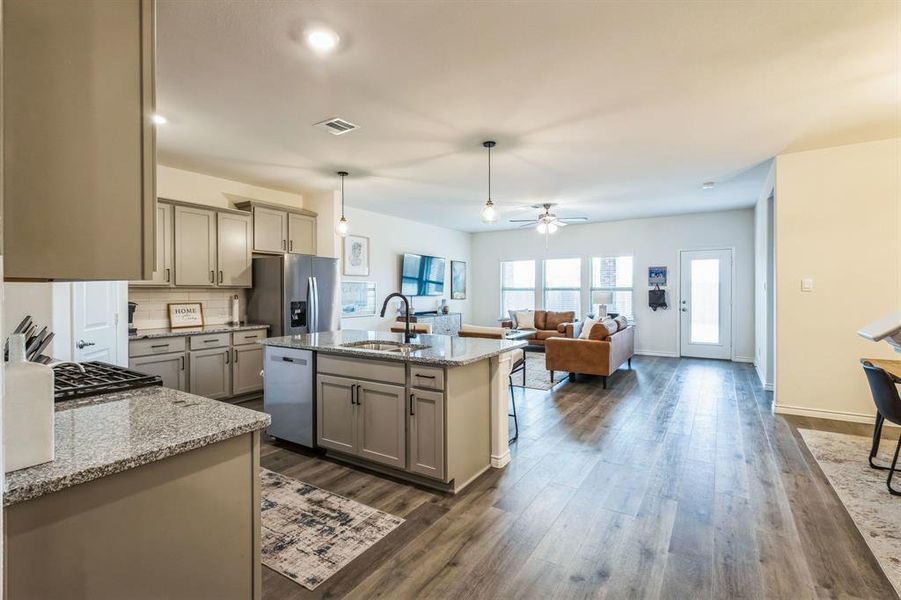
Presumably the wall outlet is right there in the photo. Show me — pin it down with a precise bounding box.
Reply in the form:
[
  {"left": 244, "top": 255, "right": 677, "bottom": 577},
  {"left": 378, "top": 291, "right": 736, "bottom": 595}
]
[{"left": 801, "top": 278, "right": 814, "bottom": 292}]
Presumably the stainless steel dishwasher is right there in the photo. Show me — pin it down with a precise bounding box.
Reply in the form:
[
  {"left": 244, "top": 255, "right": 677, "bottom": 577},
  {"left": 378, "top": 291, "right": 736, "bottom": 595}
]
[{"left": 263, "top": 346, "right": 314, "bottom": 447}]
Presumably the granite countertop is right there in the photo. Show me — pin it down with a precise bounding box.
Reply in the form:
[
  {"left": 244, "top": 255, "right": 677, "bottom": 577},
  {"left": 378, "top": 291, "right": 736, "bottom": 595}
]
[
  {"left": 3, "top": 387, "right": 270, "bottom": 506},
  {"left": 260, "top": 329, "right": 526, "bottom": 367},
  {"left": 129, "top": 323, "right": 269, "bottom": 340}
]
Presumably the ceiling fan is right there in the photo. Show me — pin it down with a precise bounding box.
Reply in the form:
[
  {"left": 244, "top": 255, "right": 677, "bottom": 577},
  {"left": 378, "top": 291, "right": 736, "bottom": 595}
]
[{"left": 510, "top": 202, "right": 588, "bottom": 232}]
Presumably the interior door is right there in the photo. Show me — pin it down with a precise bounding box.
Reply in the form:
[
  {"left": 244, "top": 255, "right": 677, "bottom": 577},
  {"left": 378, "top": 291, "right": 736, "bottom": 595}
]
[
  {"left": 72, "top": 281, "right": 128, "bottom": 365},
  {"left": 680, "top": 249, "right": 733, "bottom": 360}
]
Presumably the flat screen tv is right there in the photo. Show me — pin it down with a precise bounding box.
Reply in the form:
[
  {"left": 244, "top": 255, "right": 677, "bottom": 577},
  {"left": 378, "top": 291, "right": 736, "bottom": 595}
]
[{"left": 401, "top": 253, "right": 446, "bottom": 296}]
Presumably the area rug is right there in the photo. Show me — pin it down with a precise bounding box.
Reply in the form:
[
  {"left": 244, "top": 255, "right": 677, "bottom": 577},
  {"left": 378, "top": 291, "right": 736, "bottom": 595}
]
[
  {"left": 510, "top": 351, "right": 567, "bottom": 390},
  {"left": 260, "top": 468, "right": 404, "bottom": 590},
  {"left": 799, "top": 429, "right": 901, "bottom": 596}
]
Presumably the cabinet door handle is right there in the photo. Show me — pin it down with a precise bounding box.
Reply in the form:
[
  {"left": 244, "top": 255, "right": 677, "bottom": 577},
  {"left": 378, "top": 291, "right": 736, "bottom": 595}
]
[
  {"left": 415, "top": 374, "right": 436, "bottom": 380},
  {"left": 219, "top": 270, "right": 223, "bottom": 284},
  {"left": 225, "top": 349, "right": 230, "bottom": 364},
  {"left": 289, "top": 240, "right": 293, "bottom": 252},
  {"left": 165, "top": 268, "right": 171, "bottom": 282},
  {"left": 180, "top": 356, "right": 185, "bottom": 371},
  {"left": 350, "top": 384, "right": 356, "bottom": 406},
  {"left": 355, "top": 385, "right": 361, "bottom": 406},
  {"left": 234, "top": 349, "right": 238, "bottom": 363},
  {"left": 203, "top": 339, "right": 217, "bottom": 343},
  {"left": 282, "top": 239, "right": 286, "bottom": 251},
  {"left": 409, "top": 393, "right": 415, "bottom": 416},
  {"left": 151, "top": 343, "right": 169, "bottom": 350},
  {"left": 209, "top": 270, "right": 214, "bottom": 283}
]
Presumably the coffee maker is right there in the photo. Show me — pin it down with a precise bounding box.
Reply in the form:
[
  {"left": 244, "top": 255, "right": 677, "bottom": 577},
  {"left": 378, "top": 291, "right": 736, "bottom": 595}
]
[{"left": 127, "top": 302, "right": 138, "bottom": 335}]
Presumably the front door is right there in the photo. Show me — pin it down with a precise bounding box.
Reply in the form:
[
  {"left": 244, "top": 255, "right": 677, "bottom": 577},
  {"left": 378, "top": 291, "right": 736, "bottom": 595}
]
[
  {"left": 679, "top": 249, "right": 732, "bottom": 360},
  {"left": 72, "top": 281, "right": 127, "bottom": 365}
]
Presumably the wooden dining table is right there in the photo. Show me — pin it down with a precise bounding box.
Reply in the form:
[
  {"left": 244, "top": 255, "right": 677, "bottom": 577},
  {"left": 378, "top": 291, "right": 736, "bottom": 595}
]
[{"left": 863, "top": 358, "right": 901, "bottom": 383}]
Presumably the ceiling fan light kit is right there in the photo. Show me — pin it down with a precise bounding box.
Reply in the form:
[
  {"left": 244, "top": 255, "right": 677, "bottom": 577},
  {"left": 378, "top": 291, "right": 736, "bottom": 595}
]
[{"left": 509, "top": 202, "right": 588, "bottom": 246}]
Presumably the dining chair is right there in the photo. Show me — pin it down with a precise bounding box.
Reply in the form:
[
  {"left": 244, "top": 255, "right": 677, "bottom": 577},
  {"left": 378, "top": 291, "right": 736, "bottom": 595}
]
[{"left": 861, "top": 361, "right": 901, "bottom": 496}]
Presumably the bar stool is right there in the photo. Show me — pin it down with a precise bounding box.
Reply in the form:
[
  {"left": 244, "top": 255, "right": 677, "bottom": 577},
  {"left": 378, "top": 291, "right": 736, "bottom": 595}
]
[{"left": 861, "top": 360, "right": 901, "bottom": 496}]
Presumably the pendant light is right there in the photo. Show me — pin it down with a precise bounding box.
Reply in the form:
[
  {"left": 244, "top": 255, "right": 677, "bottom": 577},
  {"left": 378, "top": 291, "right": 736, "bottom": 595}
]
[
  {"left": 480, "top": 141, "right": 497, "bottom": 224},
  {"left": 336, "top": 171, "right": 349, "bottom": 237}
]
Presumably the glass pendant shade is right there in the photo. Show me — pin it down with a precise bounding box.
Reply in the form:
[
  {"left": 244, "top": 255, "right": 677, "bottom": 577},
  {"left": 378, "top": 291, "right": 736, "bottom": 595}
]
[
  {"left": 336, "top": 216, "right": 349, "bottom": 237},
  {"left": 481, "top": 199, "right": 497, "bottom": 224}
]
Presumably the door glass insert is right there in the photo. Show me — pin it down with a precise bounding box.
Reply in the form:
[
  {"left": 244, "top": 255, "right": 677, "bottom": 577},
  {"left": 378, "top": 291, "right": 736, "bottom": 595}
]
[{"left": 690, "top": 259, "right": 720, "bottom": 344}]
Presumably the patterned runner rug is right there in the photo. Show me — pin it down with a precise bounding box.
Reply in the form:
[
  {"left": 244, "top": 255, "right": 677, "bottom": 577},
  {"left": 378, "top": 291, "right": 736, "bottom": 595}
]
[
  {"left": 260, "top": 468, "right": 404, "bottom": 590},
  {"left": 799, "top": 429, "right": 901, "bottom": 596}
]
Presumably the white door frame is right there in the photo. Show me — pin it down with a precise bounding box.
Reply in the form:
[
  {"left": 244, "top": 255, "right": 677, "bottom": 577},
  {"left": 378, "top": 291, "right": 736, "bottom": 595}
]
[{"left": 677, "top": 247, "right": 736, "bottom": 360}]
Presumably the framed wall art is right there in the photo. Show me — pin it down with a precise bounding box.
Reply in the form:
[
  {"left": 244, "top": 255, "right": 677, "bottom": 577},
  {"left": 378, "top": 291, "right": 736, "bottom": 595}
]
[
  {"left": 343, "top": 234, "right": 370, "bottom": 276},
  {"left": 451, "top": 260, "right": 467, "bottom": 299},
  {"left": 341, "top": 281, "right": 377, "bottom": 318}
]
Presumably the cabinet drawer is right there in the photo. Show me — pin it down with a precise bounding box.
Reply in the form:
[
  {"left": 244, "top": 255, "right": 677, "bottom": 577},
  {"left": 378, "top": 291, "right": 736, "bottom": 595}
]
[
  {"left": 129, "top": 337, "right": 187, "bottom": 357},
  {"left": 189, "top": 333, "right": 230, "bottom": 349},
  {"left": 410, "top": 365, "right": 445, "bottom": 391},
  {"left": 232, "top": 329, "right": 267, "bottom": 346},
  {"left": 317, "top": 354, "right": 405, "bottom": 385}
]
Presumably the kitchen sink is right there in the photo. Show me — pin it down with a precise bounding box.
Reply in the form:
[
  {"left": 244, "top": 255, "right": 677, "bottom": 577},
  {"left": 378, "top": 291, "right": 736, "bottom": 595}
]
[{"left": 341, "top": 340, "right": 430, "bottom": 352}]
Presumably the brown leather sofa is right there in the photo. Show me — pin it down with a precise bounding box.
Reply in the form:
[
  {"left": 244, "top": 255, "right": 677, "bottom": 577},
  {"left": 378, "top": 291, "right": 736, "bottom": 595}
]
[
  {"left": 545, "top": 317, "right": 634, "bottom": 388},
  {"left": 500, "top": 310, "right": 575, "bottom": 347}
]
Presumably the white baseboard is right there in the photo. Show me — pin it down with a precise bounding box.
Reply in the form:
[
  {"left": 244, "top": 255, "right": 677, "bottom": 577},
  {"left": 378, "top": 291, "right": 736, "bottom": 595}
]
[
  {"left": 774, "top": 403, "right": 898, "bottom": 427},
  {"left": 763, "top": 383, "right": 774, "bottom": 392},
  {"left": 754, "top": 364, "right": 774, "bottom": 391},
  {"left": 733, "top": 355, "right": 754, "bottom": 364},
  {"left": 634, "top": 350, "right": 679, "bottom": 358}
]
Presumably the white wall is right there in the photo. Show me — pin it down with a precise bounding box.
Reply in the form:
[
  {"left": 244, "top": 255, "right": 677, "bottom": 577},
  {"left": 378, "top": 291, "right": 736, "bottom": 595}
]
[
  {"left": 338, "top": 206, "right": 472, "bottom": 331},
  {"left": 470, "top": 209, "right": 756, "bottom": 360},
  {"left": 157, "top": 165, "right": 304, "bottom": 211},
  {"left": 754, "top": 162, "right": 776, "bottom": 389},
  {"left": 3, "top": 283, "right": 72, "bottom": 360},
  {"left": 775, "top": 137, "right": 901, "bottom": 422}
]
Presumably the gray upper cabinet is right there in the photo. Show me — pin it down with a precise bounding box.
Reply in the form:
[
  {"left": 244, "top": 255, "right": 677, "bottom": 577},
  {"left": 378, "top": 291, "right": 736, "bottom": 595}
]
[
  {"left": 217, "top": 212, "right": 253, "bottom": 287},
  {"left": 4, "top": 0, "right": 157, "bottom": 280},
  {"left": 132, "top": 202, "right": 174, "bottom": 287},
  {"left": 174, "top": 205, "right": 217, "bottom": 287},
  {"left": 408, "top": 388, "right": 445, "bottom": 480},
  {"left": 288, "top": 213, "right": 317, "bottom": 255},
  {"left": 252, "top": 206, "right": 288, "bottom": 254}
]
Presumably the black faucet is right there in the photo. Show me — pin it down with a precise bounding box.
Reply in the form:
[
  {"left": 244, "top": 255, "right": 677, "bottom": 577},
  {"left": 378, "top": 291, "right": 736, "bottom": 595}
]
[{"left": 380, "top": 292, "right": 413, "bottom": 343}]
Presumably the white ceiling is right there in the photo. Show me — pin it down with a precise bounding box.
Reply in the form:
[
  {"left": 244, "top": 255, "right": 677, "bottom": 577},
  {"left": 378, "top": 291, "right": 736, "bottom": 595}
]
[{"left": 156, "top": 1, "right": 901, "bottom": 232}]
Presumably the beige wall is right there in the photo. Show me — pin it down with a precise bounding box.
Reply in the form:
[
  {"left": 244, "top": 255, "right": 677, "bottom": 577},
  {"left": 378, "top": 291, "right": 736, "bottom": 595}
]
[
  {"left": 775, "top": 137, "right": 901, "bottom": 422},
  {"left": 157, "top": 165, "right": 304, "bottom": 211}
]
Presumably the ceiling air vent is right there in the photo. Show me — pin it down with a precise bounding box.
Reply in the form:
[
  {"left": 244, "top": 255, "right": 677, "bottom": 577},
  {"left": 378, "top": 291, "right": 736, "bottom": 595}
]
[{"left": 314, "top": 117, "right": 360, "bottom": 136}]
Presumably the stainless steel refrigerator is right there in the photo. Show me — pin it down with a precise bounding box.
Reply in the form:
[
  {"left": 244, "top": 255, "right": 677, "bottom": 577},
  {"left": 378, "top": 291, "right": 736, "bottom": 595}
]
[{"left": 247, "top": 254, "right": 340, "bottom": 447}]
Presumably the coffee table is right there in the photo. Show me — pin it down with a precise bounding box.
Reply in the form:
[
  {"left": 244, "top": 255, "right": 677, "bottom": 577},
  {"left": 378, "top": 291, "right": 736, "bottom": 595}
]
[{"left": 505, "top": 329, "right": 536, "bottom": 341}]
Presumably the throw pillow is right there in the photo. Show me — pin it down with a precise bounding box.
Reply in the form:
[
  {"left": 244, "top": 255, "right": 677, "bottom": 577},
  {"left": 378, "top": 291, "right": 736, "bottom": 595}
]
[
  {"left": 514, "top": 310, "right": 535, "bottom": 329},
  {"left": 589, "top": 318, "right": 618, "bottom": 340},
  {"left": 508, "top": 310, "right": 519, "bottom": 328},
  {"left": 579, "top": 318, "right": 598, "bottom": 339},
  {"left": 614, "top": 315, "right": 629, "bottom": 331}
]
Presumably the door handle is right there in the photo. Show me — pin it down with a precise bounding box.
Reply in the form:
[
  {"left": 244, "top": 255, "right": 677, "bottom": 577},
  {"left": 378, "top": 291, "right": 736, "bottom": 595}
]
[
  {"left": 409, "top": 393, "right": 415, "bottom": 416},
  {"left": 76, "top": 340, "right": 95, "bottom": 349},
  {"left": 681, "top": 308, "right": 687, "bottom": 312}
]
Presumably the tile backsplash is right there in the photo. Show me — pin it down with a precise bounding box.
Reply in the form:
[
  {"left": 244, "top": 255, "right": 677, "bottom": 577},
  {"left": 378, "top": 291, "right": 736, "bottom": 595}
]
[{"left": 129, "top": 288, "right": 248, "bottom": 329}]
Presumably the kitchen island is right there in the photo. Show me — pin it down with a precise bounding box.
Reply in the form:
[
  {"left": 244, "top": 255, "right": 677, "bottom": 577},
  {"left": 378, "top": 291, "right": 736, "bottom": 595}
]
[
  {"left": 4, "top": 387, "right": 270, "bottom": 600},
  {"left": 260, "top": 330, "right": 525, "bottom": 492}
]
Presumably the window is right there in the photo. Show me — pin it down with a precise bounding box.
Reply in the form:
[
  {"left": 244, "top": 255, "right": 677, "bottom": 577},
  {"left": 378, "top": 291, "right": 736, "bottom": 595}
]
[
  {"left": 543, "top": 258, "right": 582, "bottom": 314},
  {"left": 591, "top": 256, "right": 634, "bottom": 321},
  {"left": 500, "top": 260, "right": 535, "bottom": 317}
]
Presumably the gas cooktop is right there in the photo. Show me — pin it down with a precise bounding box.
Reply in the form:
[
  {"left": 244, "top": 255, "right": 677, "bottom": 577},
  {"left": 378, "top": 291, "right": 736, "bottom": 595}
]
[{"left": 53, "top": 361, "right": 162, "bottom": 402}]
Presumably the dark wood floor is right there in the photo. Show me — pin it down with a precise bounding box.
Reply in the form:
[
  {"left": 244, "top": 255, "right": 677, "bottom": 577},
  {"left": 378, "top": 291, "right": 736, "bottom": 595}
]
[{"left": 242, "top": 356, "right": 898, "bottom": 599}]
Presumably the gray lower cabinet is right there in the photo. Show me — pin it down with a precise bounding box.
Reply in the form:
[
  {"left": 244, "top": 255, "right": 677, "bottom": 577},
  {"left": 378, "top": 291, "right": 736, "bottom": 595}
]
[
  {"left": 357, "top": 381, "right": 406, "bottom": 469},
  {"left": 317, "top": 375, "right": 357, "bottom": 454},
  {"left": 129, "top": 351, "right": 187, "bottom": 392},
  {"left": 408, "top": 388, "right": 445, "bottom": 480},
  {"left": 232, "top": 345, "right": 264, "bottom": 395},
  {"left": 316, "top": 375, "right": 406, "bottom": 470},
  {"left": 189, "top": 347, "right": 232, "bottom": 400}
]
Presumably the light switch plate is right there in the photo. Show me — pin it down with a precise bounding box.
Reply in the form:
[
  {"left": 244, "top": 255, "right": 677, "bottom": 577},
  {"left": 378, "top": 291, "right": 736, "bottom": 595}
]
[{"left": 801, "top": 278, "right": 814, "bottom": 292}]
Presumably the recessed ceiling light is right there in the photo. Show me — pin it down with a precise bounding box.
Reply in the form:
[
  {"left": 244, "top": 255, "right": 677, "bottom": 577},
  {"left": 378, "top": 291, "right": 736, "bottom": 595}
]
[
  {"left": 305, "top": 27, "right": 340, "bottom": 54},
  {"left": 702, "top": 181, "right": 715, "bottom": 189},
  {"left": 151, "top": 114, "right": 167, "bottom": 125}
]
